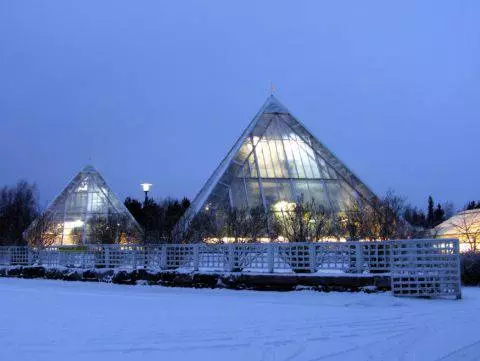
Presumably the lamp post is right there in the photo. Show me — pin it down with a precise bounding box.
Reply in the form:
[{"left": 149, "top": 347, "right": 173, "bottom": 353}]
[
  {"left": 140, "top": 183, "right": 152, "bottom": 245},
  {"left": 140, "top": 183, "right": 152, "bottom": 204}
]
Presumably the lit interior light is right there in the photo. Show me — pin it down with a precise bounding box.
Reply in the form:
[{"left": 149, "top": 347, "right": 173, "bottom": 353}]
[
  {"left": 64, "top": 220, "right": 84, "bottom": 228},
  {"left": 273, "top": 201, "right": 296, "bottom": 213}
]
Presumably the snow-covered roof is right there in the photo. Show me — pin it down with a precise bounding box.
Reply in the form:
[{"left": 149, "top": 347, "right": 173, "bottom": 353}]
[{"left": 435, "top": 209, "right": 480, "bottom": 236}]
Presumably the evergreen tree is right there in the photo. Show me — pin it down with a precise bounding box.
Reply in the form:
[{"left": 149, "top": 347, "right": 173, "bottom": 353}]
[
  {"left": 124, "top": 197, "right": 144, "bottom": 225},
  {"left": 433, "top": 204, "right": 445, "bottom": 226},
  {"left": 426, "top": 196, "right": 435, "bottom": 228},
  {"left": 404, "top": 205, "right": 427, "bottom": 228},
  {"left": 123, "top": 196, "right": 190, "bottom": 242}
]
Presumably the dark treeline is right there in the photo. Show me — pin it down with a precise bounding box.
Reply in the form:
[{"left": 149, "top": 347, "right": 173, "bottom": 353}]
[
  {"left": 465, "top": 201, "right": 480, "bottom": 210},
  {"left": 403, "top": 195, "right": 454, "bottom": 229},
  {"left": 124, "top": 196, "right": 190, "bottom": 242},
  {"left": 0, "top": 181, "right": 39, "bottom": 246}
]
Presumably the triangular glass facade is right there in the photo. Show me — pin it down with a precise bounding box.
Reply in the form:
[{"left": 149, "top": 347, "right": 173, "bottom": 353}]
[
  {"left": 179, "top": 95, "right": 377, "bottom": 231},
  {"left": 25, "top": 165, "right": 142, "bottom": 245}
]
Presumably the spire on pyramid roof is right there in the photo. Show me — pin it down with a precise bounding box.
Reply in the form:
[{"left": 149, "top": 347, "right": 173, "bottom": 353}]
[
  {"left": 261, "top": 94, "right": 290, "bottom": 114},
  {"left": 82, "top": 164, "right": 97, "bottom": 173}
]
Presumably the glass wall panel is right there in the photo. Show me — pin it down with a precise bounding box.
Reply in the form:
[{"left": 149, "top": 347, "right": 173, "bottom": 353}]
[
  {"left": 245, "top": 179, "right": 262, "bottom": 208},
  {"left": 261, "top": 181, "right": 280, "bottom": 207},
  {"left": 306, "top": 180, "right": 330, "bottom": 209},
  {"left": 323, "top": 182, "right": 344, "bottom": 211},
  {"left": 292, "top": 180, "right": 311, "bottom": 203},
  {"left": 318, "top": 158, "right": 333, "bottom": 179},
  {"left": 283, "top": 138, "right": 299, "bottom": 178},
  {"left": 277, "top": 181, "right": 293, "bottom": 201},
  {"left": 230, "top": 179, "right": 248, "bottom": 209}
]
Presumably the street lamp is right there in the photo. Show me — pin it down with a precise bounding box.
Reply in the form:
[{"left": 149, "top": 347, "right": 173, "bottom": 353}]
[{"left": 140, "top": 183, "right": 152, "bottom": 204}]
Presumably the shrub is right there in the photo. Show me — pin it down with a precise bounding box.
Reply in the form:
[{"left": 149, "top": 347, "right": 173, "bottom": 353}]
[{"left": 460, "top": 252, "right": 480, "bottom": 286}]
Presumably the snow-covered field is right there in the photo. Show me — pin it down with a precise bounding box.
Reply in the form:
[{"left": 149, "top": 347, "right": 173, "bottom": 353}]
[{"left": 0, "top": 279, "right": 479, "bottom": 361}]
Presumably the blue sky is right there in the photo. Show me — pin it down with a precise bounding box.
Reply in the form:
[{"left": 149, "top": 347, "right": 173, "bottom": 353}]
[{"left": 0, "top": 1, "right": 478, "bottom": 210}]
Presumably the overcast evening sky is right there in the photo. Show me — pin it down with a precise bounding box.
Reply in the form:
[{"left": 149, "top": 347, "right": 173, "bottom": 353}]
[{"left": 0, "top": 1, "right": 479, "bottom": 210}]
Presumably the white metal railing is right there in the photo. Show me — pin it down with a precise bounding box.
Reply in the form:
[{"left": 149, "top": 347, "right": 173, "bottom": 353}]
[{"left": 0, "top": 239, "right": 462, "bottom": 298}]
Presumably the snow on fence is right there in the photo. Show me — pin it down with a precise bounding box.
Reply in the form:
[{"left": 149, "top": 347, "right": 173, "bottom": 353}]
[{"left": 0, "top": 239, "right": 461, "bottom": 299}]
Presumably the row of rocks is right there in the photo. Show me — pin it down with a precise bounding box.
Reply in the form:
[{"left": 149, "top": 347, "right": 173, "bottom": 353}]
[{"left": 0, "top": 266, "right": 391, "bottom": 293}]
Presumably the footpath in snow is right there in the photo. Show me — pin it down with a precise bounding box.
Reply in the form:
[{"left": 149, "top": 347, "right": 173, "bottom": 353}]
[{"left": 0, "top": 278, "right": 479, "bottom": 361}]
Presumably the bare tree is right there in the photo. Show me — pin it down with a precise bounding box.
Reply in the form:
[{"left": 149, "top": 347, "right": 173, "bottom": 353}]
[
  {"left": 341, "top": 198, "right": 378, "bottom": 241},
  {"left": 367, "top": 191, "right": 409, "bottom": 240},
  {"left": 223, "top": 207, "right": 249, "bottom": 242},
  {"left": 88, "top": 214, "right": 140, "bottom": 245},
  {"left": 220, "top": 206, "right": 270, "bottom": 243},
  {"left": 244, "top": 206, "right": 269, "bottom": 242},
  {"left": 24, "top": 210, "right": 61, "bottom": 247},
  {"left": 449, "top": 211, "right": 480, "bottom": 252},
  {"left": 272, "top": 200, "right": 334, "bottom": 242},
  {"left": 179, "top": 209, "right": 223, "bottom": 243}
]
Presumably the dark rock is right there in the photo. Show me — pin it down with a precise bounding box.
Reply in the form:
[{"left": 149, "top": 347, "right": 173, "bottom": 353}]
[
  {"left": 62, "top": 269, "right": 82, "bottom": 281},
  {"left": 22, "top": 266, "right": 45, "bottom": 279},
  {"left": 97, "top": 270, "right": 115, "bottom": 282},
  {"left": 112, "top": 270, "right": 135, "bottom": 285},
  {"left": 156, "top": 271, "right": 177, "bottom": 286},
  {"left": 192, "top": 273, "right": 219, "bottom": 288},
  {"left": 6, "top": 267, "right": 23, "bottom": 277},
  {"left": 82, "top": 270, "right": 100, "bottom": 282},
  {"left": 172, "top": 273, "right": 194, "bottom": 287},
  {"left": 45, "top": 268, "right": 64, "bottom": 280},
  {"left": 235, "top": 274, "right": 298, "bottom": 291}
]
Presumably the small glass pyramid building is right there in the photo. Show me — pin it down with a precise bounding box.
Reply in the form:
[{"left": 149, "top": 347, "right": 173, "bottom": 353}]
[
  {"left": 178, "top": 95, "right": 377, "bottom": 231},
  {"left": 25, "top": 165, "right": 142, "bottom": 245}
]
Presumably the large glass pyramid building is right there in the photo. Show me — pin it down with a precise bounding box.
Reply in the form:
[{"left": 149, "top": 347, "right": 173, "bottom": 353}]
[
  {"left": 24, "top": 165, "right": 142, "bottom": 245},
  {"left": 178, "top": 95, "right": 377, "bottom": 232}
]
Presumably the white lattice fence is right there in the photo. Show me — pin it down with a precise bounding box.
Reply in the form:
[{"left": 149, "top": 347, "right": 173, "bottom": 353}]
[
  {"left": 390, "top": 239, "right": 461, "bottom": 299},
  {"left": 314, "top": 243, "right": 357, "bottom": 272},
  {"left": 0, "top": 247, "right": 31, "bottom": 266},
  {"left": 165, "top": 244, "right": 195, "bottom": 270},
  {"left": 0, "top": 239, "right": 464, "bottom": 300},
  {"left": 361, "top": 242, "right": 392, "bottom": 273}
]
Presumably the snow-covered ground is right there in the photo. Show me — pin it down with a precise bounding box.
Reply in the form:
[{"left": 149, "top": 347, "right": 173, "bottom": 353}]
[{"left": 0, "top": 279, "right": 479, "bottom": 361}]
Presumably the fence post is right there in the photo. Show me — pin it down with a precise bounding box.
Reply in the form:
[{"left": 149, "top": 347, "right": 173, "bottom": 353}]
[
  {"left": 104, "top": 246, "right": 110, "bottom": 268},
  {"left": 227, "top": 243, "right": 235, "bottom": 272},
  {"left": 160, "top": 245, "right": 168, "bottom": 270},
  {"left": 454, "top": 239, "right": 462, "bottom": 300},
  {"left": 132, "top": 246, "right": 137, "bottom": 269},
  {"left": 267, "top": 243, "right": 274, "bottom": 273},
  {"left": 355, "top": 243, "right": 364, "bottom": 273},
  {"left": 309, "top": 243, "right": 317, "bottom": 273},
  {"left": 82, "top": 247, "right": 86, "bottom": 269},
  {"left": 193, "top": 244, "right": 199, "bottom": 272},
  {"left": 8, "top": 247, "right": 12, "bottom": 266},
  {"left": 143, "top": 245, "right": 148, "bottom": 269},
  {"left": 27, "top": 247, "right": 33, "bottom": 266}
]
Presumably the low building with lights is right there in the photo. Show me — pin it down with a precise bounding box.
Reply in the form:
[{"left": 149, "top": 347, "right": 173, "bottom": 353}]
[
  {"left": 176, "top": 95, "right": 377, "bottom": 239},
  {"left": 24, "top": 165, "right": 142, "bottom": 246},
  {"left": 434, "top": 209, "right": 480, "bottom": 253}
]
